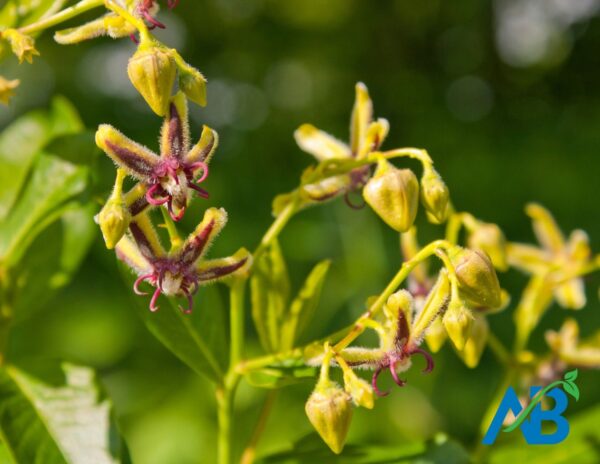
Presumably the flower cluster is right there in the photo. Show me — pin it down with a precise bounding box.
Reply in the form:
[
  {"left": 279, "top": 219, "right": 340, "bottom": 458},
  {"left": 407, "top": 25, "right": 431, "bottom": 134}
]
[{"left": 95, "top": 76, "right": 248, "bottom": 313}]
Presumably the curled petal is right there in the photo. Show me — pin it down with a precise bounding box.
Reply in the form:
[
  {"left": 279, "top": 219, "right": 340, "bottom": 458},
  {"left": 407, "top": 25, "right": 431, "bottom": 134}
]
[
  {"left": 129, "top": 214, "right": 166, "bottom": 261},
  {"left": 186, "top": 125, "right": 219, "bottom": 164},
  {"left": 525, "top": 203, "right": 565, "bottom": 253},
  {"left": 294, "top": 124, "right": 351, "bottom": 162},
  {"left": 96, "top": 124, "right": 159, "bottom": 180},
  {"left": 179, "top": 207, "right": 228, "bottom": 264},
  {"left": 371, "top": 366, "right": 389, "bottom": 397},
  {"left": 188, "top": 161, "right": 209, "bottom": 183},
  {"left": 344, "top": 190, "right": 365, "bottom": 210},
  {"left": 350, "top": 82, "right": 373, "bottom": 156},
  {"left": 141, "top": 9, "right": 166, "bottom": 28},
  {"left": 161, "top": 93, "right": 190, "bottom": 158},
  {"left": 167, "top": 199, "right": 186, "bottom": 222},
  {"left": 145, "top": 183, "right": 169, "bottom": 206},
  {"left": 179, "top": 291, "right": 194, "bottom": 314},
  {"left": 196, "top": 248, "right": 251, "bottom": 284}
]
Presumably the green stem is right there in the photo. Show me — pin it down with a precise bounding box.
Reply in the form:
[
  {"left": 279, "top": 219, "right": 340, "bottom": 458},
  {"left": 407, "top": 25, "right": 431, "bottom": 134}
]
[
  {"left": 19, "top": 0, "right": 104, "bottom": 35},
  {"left": 240, "top": 391, "right": 278, "bottom": 464},
  {"left": 486, "top": 331, "right": 510, "bottom": 366},
  {"left": 216, "top": 279, "right": 246, "bottom": 464},
  {"left": 253, "top": 200, "right": 298, "bottom": 262}
]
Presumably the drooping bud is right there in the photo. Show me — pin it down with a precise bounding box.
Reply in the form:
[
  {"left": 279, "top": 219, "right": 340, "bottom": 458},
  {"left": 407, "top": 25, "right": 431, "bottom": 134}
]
[
  {"left": 425, "top": 315, "right": 447, "bottom": 353},
  {"left": 2, "top": 29, "right": 39, "bottom": 63},
  {"left": 420, "top": 166, "right": 449, "bottom": 224},
  {"left": 447, "top": 246, "right": 502, "bottom": 309},
  {"left": 127, "top": 41, "right": 176, "bottom": 116},
  {"left": 178, "top": 64, "right": 207, "bottom": 107},
  {"left": 442, "top": 293, "right": 473, "bottom": 351},
  {"left": 363, "top": 159, "right": 419, "bottom": 232},
  {"left": 458, "top": 313, "right": 489, "bottom": 368},
  {"left": 94, "top": 169, "right": 130, "bottom": 249},
  {"left": 342, "top": 369, "right": 374, "bottom": 409},
  {"left": 467, "top": 222, "right": 508, "bottom": 272},
  {"left": 305, "top": 384, "right": 353, "bottom": 454}
]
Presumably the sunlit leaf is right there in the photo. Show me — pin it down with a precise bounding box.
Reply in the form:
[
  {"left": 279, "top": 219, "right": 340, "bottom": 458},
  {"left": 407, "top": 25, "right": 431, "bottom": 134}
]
[{"left": 0, "top": 363, "right": 127, "bottom": 464}]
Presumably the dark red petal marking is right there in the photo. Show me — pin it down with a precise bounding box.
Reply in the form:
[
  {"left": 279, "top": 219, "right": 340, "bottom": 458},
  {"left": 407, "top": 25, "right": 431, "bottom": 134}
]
[
  {"left": 395, "top": 311, "right": 410, "bottom": 345},
  {"left": 372, "top": 366, "right": 389, "bottom": 397},
  {"left": 180, "top": 219, "right": 215, "bottom": 264},
  {"left": 104, "top": 139, "right": 157, "bottom": 178},
  {"left": 189, "top": 182, "right": 210, "bottom": 199},
  {"left": 197, "top": 257, "right": 248, "bottom": 282},
  {"left": 167, "top": 102, "right": 185, "bottom": 158},
  {"left": 410, "top": 348, "right": 434, "bottom": 374},
  {"left": 129, "top": 194, "right": 150, "bottom": 216},
  {"left": 129, "top": 34, "right": 139, "bottom": 44},
  {"left": 168, "top": 0, "right": 179, "bottom": 8},
  {"left": 142, "top": 9, "right": 165, "bottom": 28},
  {"left": 129, "top": 221, "right": 157, "bottom": 261}
]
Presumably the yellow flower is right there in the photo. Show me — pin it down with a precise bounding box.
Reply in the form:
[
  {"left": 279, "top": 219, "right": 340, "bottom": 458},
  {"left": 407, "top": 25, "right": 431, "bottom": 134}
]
[
  {"left": 508, "top": 203, "right": 597, "bottom": 310},
  {"left": 0, "top": 76, "right": 19, "bottom": 105},
  {"left": 546, "top": 318, "right": 600, "bottom": 368}
]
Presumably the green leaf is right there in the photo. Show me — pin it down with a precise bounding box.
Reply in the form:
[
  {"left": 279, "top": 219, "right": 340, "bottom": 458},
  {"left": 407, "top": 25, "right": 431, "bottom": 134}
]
[
  {"left": 0, "top": 363, "right": 127, "bottom": 464},
  {"left": 0, "top": 109, "right": 50, "bottom": 220},
  {"left": 564, "top": 369, "right": 578, "bottom": 382},
  {"left": 280, "top": 260, "right": 331, "bottom": 350},
  {"left": 10, "top": 203, "right": 96, "bottom": 322},
  {"left": 562, "top": 381, "right": 580, "bottom": 402},
  {"left": 118, "top": 263, "right": 224, "bottom": 383},
  {"left": 0, "top": 154, "right": 88, "bottom": 266},
  {"left": 489, "top": 404, "right": 600, "bottom": 463},
  {"left": 251, "top": 239, "right": 290, "bottom": 353},
  {"left": 257, "top": 433, "right": 470, "bottom": 463}
]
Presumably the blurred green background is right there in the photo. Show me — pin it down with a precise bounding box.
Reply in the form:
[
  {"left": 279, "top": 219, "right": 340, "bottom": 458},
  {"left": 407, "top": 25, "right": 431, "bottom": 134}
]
[{"left": 2, "top": 0, "right": 600, "bottom": 462}]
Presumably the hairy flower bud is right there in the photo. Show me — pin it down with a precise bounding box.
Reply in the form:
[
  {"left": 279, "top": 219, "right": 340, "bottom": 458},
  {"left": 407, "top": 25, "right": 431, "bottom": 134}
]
[
  {"left": 467, "top": 222, "right": 508, "bottom": 272},
  {"left": 420, "top": 167, "right": 449, "bottom": 224},
  {"left": 447, "top": 246, "right": 502, "bottom": 309},
  {"left": 127, "top": 43, "right": 176, "bottom": 116},
  {"left": 425, "top": 315, "right": 447, "bottom": 353},
  {"left": 363, "top": 159, "right": 419, "bottom": 232},
  {"left": 443, "top": 294, "right": 473, "bottom": 351},
  {"left": 95, "top": 198, "right": 131, "bottom": 249},
  {"left": 383, "top": 289, "right": 413, "bottom": 325},
  {"left": 178, "top": 65, "right": 207, "bottom": 107},
  {"left": 305, "top": 384, "right": 353, "bottom": 454}
]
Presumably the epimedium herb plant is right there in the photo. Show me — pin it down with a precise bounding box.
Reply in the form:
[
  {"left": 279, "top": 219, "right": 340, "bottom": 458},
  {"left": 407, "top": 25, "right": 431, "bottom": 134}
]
[{"left": 1, "top": 2, "right": 600, "bottom": 463}]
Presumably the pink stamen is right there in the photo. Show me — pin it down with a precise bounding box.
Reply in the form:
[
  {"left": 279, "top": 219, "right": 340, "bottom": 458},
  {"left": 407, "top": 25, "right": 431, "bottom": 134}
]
[
  {"left": 389, "top": 362, "right": 406, "bottom": 387},
  {"left": 189, "top": 161, "right": 209, "bottom": 183},
  {"left": 168, "top": 199, "right": 186, "bottom": 221},
  {"left": 134, "top": 273, "right": 154, "bottom": 295},
  {"left": 129, "top": 34, "right": 139, "bottom": 44},
  {"left": 149, "top": 287, "right": 162, "bottom": 312},
  {"left": 146, "top": 184, "right": 169, "bottom": 206},
  {"left": 372, "top": 366, "right": 389, "bottom": 397},
  {"left": 142, "top": 9, "right": 166, "bottom": 28},
  {"left": 410, "top": 348, "right": 435, "bottom": 374}
]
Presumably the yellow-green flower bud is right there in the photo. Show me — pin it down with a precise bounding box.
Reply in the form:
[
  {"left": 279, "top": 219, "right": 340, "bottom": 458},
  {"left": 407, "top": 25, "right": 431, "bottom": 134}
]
[
  {"left": 467, "top": 223, "right": 508, "bottom": 272},
  {"left": 425, "top": 315, "right": 447, "bottom": 353},
  {"left": 178, "top": 66, "right": 207, "bottom": 107},
  {"left": 2, "top": 29, "right": 39, "bottom": 64},
  {"left": 127, "top": 44, "right": 176, "bottom": 116},
  {"left": 305, "top": 384, "right": 353, "bottom": 454},
  {"left": 363, "top": 159, "right": 419, "bottom": 232},
  {"left": 343, "top": 370, "right": 374, "bottom": 409},
  {"left": 383, "top": 289, "right": 413, "bottom": 325},
  {"left": 0, "top": 76, "right": 19, "bottom": 105},
  {"left": 447, "top": 246, "right": 502, "bottom": 309},
  {"left": 443, "top": 294, "right": 473, "bottom": 351},
  {"left": 458, "top": 313, "right": 488, "bottom": 368},
  {"left": 95, "top": 198, "right": 131, "bottom": 249},
  {"left": 420, "top": 167, "right": 449, "bottom": 224}
]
